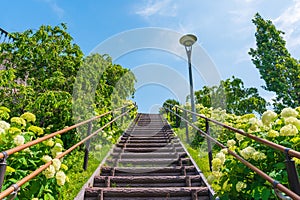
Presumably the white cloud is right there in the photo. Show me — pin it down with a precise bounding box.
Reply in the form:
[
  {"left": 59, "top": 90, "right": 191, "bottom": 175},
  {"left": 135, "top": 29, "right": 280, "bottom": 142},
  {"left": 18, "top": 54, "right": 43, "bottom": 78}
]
[
  {"left": 41, "top": 0, "right": 64, "bottom": 18},
  {"left": 135, "top": 0, "right": 177, "bottom": 18},
  {"left": 274, "top": 0, "right": 300, "bottom": 50}
]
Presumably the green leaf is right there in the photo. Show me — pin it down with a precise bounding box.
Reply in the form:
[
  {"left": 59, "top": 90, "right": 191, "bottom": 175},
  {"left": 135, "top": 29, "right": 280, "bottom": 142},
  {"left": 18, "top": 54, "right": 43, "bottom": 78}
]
[
  {"left": 274, "top": 162, "right": 286, "bottom": 170},
  {"left": 44, "top": 193, "right": 55, "bottom": 200},
  {"left": 261, "top": 188, "right": 271, "bottom": 200}
]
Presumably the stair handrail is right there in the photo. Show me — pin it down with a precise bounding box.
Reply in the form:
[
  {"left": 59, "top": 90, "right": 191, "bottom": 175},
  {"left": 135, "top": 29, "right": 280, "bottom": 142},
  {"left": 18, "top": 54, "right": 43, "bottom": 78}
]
[
  {"left": 0, "top": 104, "right": 130, "bottom": 160},
  {"left": 0, "top": 104, "right": 135, "bottom": 199},
  {"left": 0, "top": 27, "right": 14, "bottom": 43},
  {"left": 164, "top": 103, "right": 300, "bottom": 200}
]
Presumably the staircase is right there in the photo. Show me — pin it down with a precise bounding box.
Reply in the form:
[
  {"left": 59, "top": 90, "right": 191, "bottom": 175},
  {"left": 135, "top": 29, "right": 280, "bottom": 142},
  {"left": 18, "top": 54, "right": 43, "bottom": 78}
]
[{"left": 84, "top": 113, "right": 213, "bottom": 200}]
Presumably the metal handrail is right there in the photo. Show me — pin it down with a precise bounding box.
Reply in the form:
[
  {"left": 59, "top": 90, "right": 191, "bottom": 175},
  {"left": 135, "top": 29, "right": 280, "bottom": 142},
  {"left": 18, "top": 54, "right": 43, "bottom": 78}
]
[
  {"left": 0, "top": 104, "right": 129, "bottom": 159},
  {"left": 0, "top": 104, "right": 135, "bottom": 199},
  {"left": 171, "top": 103, "right": 300, "bottom": 159},
  {"left": 164, "top": 104, "right": 300, "bottom": 199},
  {"left": 0, "top": 27, "right": 14, "bottom": 43}
]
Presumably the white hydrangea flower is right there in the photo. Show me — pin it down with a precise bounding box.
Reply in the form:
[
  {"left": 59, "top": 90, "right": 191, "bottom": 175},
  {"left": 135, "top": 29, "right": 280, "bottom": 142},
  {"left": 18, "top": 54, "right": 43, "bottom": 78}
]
[
  {"left": 267, "top": 130, "right": 279, "bottom": 138},
  {"left": 44, "top": 139, "right": 54, "bottom": 147},
  {"left": 0, "top": 128, "right": 5, "bottom": 134},
  {"left": 252, "top": 151, "right": 266, "bottom": 161},
  {"left": 284, "top": 117, "right": 300, "bottom": 129},
  {"left": 281, "top": 108, "right": 298, "bottom": 118},
  {"left": 43, "top": 165, "right": 55, "bottom": 179},
  {"left": 240, "top": 147, "right": 256, "bottom": 160},
  {"left": 95, "top": 144, "right": 102, "bottom": 151},
  {"left": 249, "top": 118, "right": 262, "bottom": 132},
  {"left": 216, "top": 152, "right": 226, "bottom": 164},
  {"left": 52, "top": 158, "right": 61, "bottom": 171},
  {"left": 11, "top": 117, "right": 26, "bottom": 127},
  {"left": 107, "top": 135, "right": 112, "bottom": 141},
  {"left": 0, "top": 120, "right": 10, "bottom": 130},
  {"left": 51, "top": 143, "right": 63, "bottom": 157},
  {"left": 227, "top": 139, "right": 236, "bottom": 147},
  {"left": 261, "top": 110, "right": 277, "bottom": 126},
  {"left": 235, "top": 133, "right": 245, "bottom": 141},
  {"left": 280, "top": 124, "right": 298, "bottom": 136},
  {"left": 212, "top": 158, "right": 222, "bottom": 171},
  {"left": 41, "top": 155, "right": 52, "bottom": 163},
  {"left": 236, "top": 181, "right": 247, "bottom": 192},
  {"left": 20, "top": 112, "right": 36, "bottom": 123},
  {"left": 14, "top": 135, "right": 25, "bottom": 146},
  {"left": 55, "top": 171, "right": 67, "bottom": 186},
  {"left": 221, "top": 148, "right": 228, "bottom": 155}
]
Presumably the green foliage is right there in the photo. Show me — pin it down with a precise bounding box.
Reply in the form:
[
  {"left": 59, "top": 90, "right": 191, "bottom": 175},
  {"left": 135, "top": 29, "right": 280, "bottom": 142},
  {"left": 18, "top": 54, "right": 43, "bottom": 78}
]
[
  {"left": 0, "top": 23, "right": 137, "bottom": 199},
  {"left": 0, "top": 108, "right": 68, "bottom": 199},
  {"left": 170, "top": 103, "right": 300, "bottom": 199},
  {"left": 161, "top": 99, "right": 180, "bottom": 127},
  {"left": 0, "top": 25, "right": 136, "bottom": 148},
  {"left": 249, "top": 13, "right": 300, "bottom": 111},
  {"left": 1, "top": 23, "right": 83, "bottom": 93},
  {"left": 0, "top": 24, "right": 84, "bottom": 145},
  {"left": 73, "top": 53, "right": 136, "bottom": 123},
  {"left": 59, "top": 145, "right": 110, "bottom": 200},
  {"left": 194, "top": 76, "right": 267, "bottom": 115}
]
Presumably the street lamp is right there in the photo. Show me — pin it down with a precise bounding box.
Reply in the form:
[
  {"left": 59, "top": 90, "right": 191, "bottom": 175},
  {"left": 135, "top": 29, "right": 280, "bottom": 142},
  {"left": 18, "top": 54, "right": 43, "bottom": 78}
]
[{"left": 180, "top": 34, "right": 197, "bottom": 122}]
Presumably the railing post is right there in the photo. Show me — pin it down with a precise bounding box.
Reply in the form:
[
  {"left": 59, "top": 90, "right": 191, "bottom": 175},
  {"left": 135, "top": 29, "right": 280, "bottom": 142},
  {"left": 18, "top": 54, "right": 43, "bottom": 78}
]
[
  {"left": 206, "top": 119, "right": 213, "bottom": 172},
  {"left": 0, "top": 151, "right": 8, "bottom": 191},
  {"left": 121, "top": 107, "right": 125, "bottom": 124},
  {"left": 285, "top": 150, "right": 300, "bottom": 195},
  {"left": 175, "top": 107, "right": 180, "bottom": 127},
  {"left": 184, "top": 110, "right": 189, "bottom": 143},
  {"left": 83, "top": 122, "right": 92, "bottom": 171},
  {"left": 110, "top": 114, "right": 114, "bottom": 130}
]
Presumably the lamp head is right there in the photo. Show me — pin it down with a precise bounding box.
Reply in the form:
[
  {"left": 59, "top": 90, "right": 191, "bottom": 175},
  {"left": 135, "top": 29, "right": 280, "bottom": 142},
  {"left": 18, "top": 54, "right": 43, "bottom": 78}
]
[{"left": 179, "top": 34, "right": 197, "bottom": 47}]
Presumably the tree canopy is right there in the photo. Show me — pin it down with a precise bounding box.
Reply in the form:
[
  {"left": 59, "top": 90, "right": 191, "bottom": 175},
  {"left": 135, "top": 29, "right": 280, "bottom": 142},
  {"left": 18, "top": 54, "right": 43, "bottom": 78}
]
[
  {"left": 195, "top": 77, "right": 267, "bottom": 115},
  {"left": 249, "top": 13, "right": 300, "bottom": 111},
  {"left": 0, "top": 24, "right": 136, "bottom": 146}
]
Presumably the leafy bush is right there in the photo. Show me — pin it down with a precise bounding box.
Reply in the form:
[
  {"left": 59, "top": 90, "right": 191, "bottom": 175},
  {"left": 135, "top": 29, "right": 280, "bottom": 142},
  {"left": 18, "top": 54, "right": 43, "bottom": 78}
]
[
  {"left": 171, "top": 104, "right": 300, "bottom": 199},
  {"left": 0, "top": 107, "right": 69, "bottom": 199}
]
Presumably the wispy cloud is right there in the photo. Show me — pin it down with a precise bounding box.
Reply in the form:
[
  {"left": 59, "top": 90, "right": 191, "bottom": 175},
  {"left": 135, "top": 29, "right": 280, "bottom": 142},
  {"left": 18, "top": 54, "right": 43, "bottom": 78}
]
[
  {"left": 40, "top": 0, "right": 64, "bottom": 18},
  {"left": 274, "top": 0, "right": 300, "bottom": 50},
  {"left": 135, "top": 0, "right": 177, "bottom": 18}
]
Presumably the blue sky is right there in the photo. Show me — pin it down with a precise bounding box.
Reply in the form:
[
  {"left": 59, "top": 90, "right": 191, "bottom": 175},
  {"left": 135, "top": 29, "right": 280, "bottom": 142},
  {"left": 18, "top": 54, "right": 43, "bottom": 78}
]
[{"left": 1, "top": 0, "right": 300, "bottom": 113}]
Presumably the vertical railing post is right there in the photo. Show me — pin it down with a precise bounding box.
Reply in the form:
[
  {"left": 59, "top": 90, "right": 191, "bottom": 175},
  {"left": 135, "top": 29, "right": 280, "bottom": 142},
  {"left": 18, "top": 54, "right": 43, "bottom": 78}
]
[
  {"left": 184, "top": 110, "right": 189, "bottom": 143},
  {"left": 83, "top": 122, "right": 92, "bottom": 171},
  {"left": 206, "top": 119, "right": 213, "bottom": 172},
  {"left": 285, "top": 150, "right": 300, "bottom": 195},
  {"left": 175, "top": 107, "right": 180, "bottom": 127},
  {"left": 121, "top": 107, "right": 125, "bottom": 124},
  {"left": 0, "top": 151, "right": 8, "bottom": 191},
  {"left": 110, "top": 113, "right": 114, "bottom": 130}
]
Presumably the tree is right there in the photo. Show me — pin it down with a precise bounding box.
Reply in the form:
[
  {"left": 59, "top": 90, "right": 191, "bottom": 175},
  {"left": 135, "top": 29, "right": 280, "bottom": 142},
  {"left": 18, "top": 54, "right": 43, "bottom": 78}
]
[
  {"left": 0, "top": 25, "right": 136, "bottom": 147},
  {"left": 195, "top": 77, "right": 267, "bottom": 115},
  {"left": 249, "top": 13, "right": 300, "bottom": 110}
]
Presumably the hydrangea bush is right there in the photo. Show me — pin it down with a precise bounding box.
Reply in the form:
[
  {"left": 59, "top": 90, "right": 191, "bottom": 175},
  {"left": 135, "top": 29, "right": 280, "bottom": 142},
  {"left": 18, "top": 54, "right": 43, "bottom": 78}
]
[
  {"left": 0, "top": 107, "right": 69, "bottom": 199},
  {"left": 177, "top": 104, "right": 300, "bottom": 199}
]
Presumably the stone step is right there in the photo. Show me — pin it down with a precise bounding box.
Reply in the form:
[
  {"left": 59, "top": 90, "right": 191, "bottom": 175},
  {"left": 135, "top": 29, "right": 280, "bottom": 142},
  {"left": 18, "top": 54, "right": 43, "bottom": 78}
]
[
  {"left": 99, "top": 166, "right": 198, "bottom": 177},
  {"left": 93, "top": 175, "right": 204, "bottom": 187},
  {"left": 112, "top": 147, "right": 185, "bottom": 153},
  {"left": 110, "top": 152, "right": 187, "bottom": 159},
  {"left": 84, "top": 187, "right": 209, "bottom": 200},
  {"left": 106, "top": 158, "right": 192, "bottom": 167}
]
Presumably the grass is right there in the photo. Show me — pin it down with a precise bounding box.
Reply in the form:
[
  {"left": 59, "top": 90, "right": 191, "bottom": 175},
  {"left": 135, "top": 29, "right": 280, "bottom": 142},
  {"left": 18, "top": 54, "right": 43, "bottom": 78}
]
[
  {"left": 59, "top": 144, "right": 111, "bottom": 200},
  {"left": 172, "top": 126, "right": 211, "bottom": 178}
]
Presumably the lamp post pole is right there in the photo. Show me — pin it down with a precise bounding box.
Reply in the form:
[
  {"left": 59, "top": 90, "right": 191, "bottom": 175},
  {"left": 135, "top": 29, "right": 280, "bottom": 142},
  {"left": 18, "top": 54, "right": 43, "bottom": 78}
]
[{"left": 180, "top": 34, "right": 197, "bottom": 122}]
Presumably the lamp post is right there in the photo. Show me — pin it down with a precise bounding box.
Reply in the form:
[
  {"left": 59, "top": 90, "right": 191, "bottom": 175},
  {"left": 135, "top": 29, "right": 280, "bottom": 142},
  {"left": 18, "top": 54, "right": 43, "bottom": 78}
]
[{"left": 180, "top": 34, "right": 197, "bottom": 122}]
